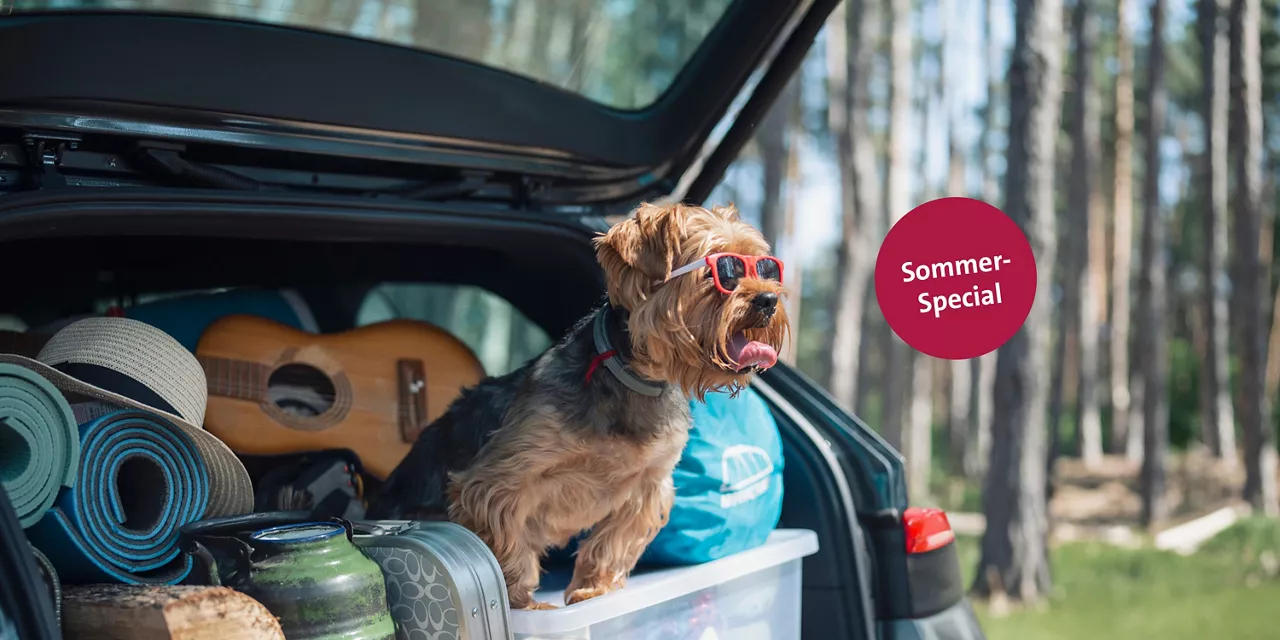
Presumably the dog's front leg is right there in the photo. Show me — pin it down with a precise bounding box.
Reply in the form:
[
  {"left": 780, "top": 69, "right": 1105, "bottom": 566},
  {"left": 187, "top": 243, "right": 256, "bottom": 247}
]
[
  {"left": 564, "top": 475, "right": 674, "bottom": 605},
  {"left": 448, "top": 470, "right": 558, "bottom": 611},
  {"left": 493, "top": 536, "right": 553, "bottom": 611}
]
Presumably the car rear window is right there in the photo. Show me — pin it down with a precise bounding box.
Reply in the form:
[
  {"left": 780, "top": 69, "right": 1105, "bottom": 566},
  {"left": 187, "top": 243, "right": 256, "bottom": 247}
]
[
  {"left": 9, "top": 0, "right": 736, "bottom": 110},
  {"left": 356, "top": 283, "right": 550, "bottom": 376}
]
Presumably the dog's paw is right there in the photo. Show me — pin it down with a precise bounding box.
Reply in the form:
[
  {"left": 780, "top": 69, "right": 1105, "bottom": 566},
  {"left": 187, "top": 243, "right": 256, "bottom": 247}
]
[
  {"left": 565, "top": 584, "right": 617, "bottom": 605},
  {"left": 509, "top": 593, "right": 560, "bottom": 611},
  {"left": 521, "top": 601, "right": 561, "bottom": 611}
]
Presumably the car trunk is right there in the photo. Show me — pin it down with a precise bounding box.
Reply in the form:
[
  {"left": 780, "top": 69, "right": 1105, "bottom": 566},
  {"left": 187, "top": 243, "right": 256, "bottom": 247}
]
[{"left": 0, "top": 196, "right": 876, "bottom": 638}]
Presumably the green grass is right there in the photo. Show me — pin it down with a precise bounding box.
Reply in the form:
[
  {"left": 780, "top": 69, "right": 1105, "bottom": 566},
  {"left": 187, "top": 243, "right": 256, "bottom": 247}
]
[{"left": 957, "top": 518, "right": 1280, "bottom": 640}]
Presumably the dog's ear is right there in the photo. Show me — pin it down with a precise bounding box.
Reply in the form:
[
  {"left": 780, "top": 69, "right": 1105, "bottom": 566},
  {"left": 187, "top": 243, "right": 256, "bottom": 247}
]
[{"left": 594, "top": 202, "right": 689, "bottom": 310}]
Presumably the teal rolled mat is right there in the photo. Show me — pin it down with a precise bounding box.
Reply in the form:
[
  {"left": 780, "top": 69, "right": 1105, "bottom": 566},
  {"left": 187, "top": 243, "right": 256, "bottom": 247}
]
[{"left": 0, "top": 363, "right": 80, "bottom": 528}]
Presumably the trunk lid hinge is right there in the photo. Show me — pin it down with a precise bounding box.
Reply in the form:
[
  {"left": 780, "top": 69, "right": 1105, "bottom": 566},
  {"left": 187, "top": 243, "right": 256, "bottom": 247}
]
[{"left": 22, "top": 132, "right": 82, "bottom": 189}]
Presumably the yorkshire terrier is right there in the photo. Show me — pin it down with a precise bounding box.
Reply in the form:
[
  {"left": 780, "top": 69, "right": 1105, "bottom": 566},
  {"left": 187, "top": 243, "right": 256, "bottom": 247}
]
[{"left": 369, "top": 202, "right": 790, "bottom": 609}]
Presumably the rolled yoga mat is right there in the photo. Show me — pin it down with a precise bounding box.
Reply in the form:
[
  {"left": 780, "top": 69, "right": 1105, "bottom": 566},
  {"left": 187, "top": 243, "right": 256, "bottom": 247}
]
[
  {"left": 0, "top": 362, "right": 80, "bottom": 528},
  {"left": 28, "top": 407, "right": 210, "bottom": 585}
]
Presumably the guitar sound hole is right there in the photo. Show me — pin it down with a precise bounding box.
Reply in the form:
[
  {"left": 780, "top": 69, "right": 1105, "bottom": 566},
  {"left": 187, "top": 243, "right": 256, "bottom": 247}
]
[{"left": 267, "top": 364, "right": 337, "bottom": 418}]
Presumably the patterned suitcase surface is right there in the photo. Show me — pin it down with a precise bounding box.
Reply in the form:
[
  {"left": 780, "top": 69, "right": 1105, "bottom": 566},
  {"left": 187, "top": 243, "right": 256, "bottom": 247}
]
[{"left": 353, "top": 520, "right": 513, "bottom": 640}]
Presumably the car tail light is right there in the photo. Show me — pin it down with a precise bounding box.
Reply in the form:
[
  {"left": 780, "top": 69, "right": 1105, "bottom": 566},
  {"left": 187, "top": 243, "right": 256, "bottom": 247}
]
[{"left": 903, "top": 507, "right": 955, "bottom": 554}]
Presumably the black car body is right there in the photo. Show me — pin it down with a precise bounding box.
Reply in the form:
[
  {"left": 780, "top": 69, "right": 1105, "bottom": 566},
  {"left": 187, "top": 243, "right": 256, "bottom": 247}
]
[{"left": 0, "top": 2, "right": 985, "bottom": 638}]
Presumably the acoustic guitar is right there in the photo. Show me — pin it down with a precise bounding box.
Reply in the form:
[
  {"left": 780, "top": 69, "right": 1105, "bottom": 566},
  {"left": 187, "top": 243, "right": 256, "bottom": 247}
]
[{"left": 195, "top": 314, "right": 487, "bottom": 479}]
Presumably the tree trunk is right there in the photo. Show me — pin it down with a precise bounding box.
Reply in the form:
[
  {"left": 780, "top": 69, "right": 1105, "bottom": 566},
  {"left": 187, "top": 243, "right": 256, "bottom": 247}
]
[
  {"left": 1111, "top": 0, "right": 1138, "bottom": 459},
  {"left": 564, "top": 0, "right": 601, "bottom": 93},
  {"left": 825, "top": 0, "right": 883, "bottom": 412},
  {"left": 1047, "top": 313, "right": 1079, "bottom": 486},
  {"left": 948, "top": 356, "right": 972, "bottom": 478},
  {"left": 758, "top": 78, "right": 798, "bottom": 250},
  {"left": 946, "top": 16, "right": 971, "bottom": 474},
  {"left": 1127, "top": 368, "right": 1146, "bottom": 459},
  {"left": 967, "top": 0, "right": 1001, "bottom": 482},
  {"left": 1229, "top": 0, "right": 1279, "bottom": 515},
  {"left": 1138, "top": 0, "right": 1171, "bottom": 529},
  {"left": 780, "top": 106, "right": 805, "bottom": 366},
  {"left": 1049, "top": 6, "right": 1086, "bottom": 469},
  {"left": 970, "top": 349, "right": 996, "bottom": 481},
  {"left": 881, "top": 0, "right": 916, "bottom": 450},
  {"left": 908, "top": 351, "right": 934, "bottom": 497},
  {"left": 1199, "top": 0, "right": 1238, "bottom": 467},
  {"left": 825, "top": 1, "right": 853, "bottom": 395},
  {"left": 855, "top": 313, "right": 882, "bottom": 418},
  {"left": 1266, "top": 169, "right": 1280, "bottom": 417},
  {"left": 1264, "top": 170, "right": 1280, "bottom": 459},
  {"left": 973, "top": 0, "right": 1063, "bottom": 604},
  {"left": 908, "top": 11, "right": 941, "bottom": 497},
  {"left": 1069, "top": 0, "right": 1106, "bottom": 468},
  {"left": 414, "top": 0, "right": 492, "bottom": 63},
  {"left": 757, "top": 77, "right": 804, "bottom": 366},
  {"left": 1084, "top": 188, "right": 1109, "bottom": 451}
]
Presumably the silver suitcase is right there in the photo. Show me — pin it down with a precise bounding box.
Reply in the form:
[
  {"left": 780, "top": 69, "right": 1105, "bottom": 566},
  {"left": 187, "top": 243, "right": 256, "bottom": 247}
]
[{"left": 353, "top": 520, "right": 513, "bottom": 640}]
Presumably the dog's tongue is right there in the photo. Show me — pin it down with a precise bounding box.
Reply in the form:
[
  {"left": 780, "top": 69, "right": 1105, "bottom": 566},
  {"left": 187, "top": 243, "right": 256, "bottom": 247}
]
[{"left": 728, "top": 333, "right": 778, "bottom": 372}]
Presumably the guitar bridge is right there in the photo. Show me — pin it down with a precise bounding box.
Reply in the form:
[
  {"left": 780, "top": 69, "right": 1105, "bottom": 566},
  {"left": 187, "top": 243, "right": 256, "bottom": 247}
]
[{"left": 397, "top": 359, "right": 429, "bottom": 443}]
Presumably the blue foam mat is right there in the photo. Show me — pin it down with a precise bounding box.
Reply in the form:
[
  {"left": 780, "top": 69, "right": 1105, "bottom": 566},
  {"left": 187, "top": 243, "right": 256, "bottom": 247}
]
[{"left": 28, "top": 408, "right": 210, "bottom": 585}]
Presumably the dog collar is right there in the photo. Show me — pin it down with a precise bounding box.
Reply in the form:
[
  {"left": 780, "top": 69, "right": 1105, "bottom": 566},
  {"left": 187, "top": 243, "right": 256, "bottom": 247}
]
[{"left": 588, "top": 308, "right": 666, "bottom": 397}]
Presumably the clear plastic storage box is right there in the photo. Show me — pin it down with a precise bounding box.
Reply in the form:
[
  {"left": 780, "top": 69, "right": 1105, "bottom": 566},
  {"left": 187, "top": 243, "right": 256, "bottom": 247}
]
[{"left": 510, "top": 529, "right": 819, "bottom": 640}]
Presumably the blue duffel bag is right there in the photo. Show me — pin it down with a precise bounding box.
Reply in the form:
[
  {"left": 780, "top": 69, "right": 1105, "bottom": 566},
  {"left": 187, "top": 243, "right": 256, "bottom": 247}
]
[{"left": 641, "top": 386, "right": 785, "bottom": 565}]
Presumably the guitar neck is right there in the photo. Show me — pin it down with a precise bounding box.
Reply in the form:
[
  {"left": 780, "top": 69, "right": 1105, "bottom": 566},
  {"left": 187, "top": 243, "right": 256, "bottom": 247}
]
[{"left": 199, "top": 356, "right": 271, "bottom": 403}]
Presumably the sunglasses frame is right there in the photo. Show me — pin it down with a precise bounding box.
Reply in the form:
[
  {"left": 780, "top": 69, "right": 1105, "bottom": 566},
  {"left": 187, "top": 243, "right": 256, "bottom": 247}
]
[{"left": 667, "top": 252, "right": 786, "bottom": 295}]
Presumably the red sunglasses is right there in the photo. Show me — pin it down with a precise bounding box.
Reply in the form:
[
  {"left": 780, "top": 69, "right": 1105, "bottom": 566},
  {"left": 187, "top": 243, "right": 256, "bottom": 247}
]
[{"left": 667, "top": 252, "right": 785, "bottom": 295}]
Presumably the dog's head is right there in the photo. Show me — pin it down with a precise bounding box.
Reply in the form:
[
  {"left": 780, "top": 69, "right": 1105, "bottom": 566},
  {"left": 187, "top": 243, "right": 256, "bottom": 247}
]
[{"left": 594, "top": 202, "right": 790, "bottom": 399}]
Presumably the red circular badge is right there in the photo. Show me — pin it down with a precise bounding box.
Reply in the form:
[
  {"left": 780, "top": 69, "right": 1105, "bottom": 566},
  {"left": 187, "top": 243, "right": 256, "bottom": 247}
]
[{"left": 874, "top": 197, "right": 1037, "bottom": 360}]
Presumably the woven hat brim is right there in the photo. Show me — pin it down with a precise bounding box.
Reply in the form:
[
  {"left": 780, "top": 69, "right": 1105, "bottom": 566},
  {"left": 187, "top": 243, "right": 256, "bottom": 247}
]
[{"left": 0, "top": 354, "right": 253, "bottom": 517}]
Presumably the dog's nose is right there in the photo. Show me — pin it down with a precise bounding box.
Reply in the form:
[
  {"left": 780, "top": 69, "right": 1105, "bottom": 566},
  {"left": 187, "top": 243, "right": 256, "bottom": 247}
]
[{"left": 752, "top": 292, "right": 779, "bottom": 311}]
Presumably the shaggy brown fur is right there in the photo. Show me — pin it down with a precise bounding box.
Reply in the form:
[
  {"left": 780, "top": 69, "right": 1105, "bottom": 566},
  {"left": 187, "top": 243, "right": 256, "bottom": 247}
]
[{"left": 369, "top": 202, "right": 789, "bottom": 609}]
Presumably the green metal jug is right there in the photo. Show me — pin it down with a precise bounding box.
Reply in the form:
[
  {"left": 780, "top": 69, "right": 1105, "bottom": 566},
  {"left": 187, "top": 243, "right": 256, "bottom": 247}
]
[{"left": 182, "top": 513, "right": 394, "bottom": 640}]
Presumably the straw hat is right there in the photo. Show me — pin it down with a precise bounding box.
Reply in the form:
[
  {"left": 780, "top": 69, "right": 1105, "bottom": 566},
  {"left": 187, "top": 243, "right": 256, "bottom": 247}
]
[{"left": 0, "top": 317, "right": 253, "bottom": 516}]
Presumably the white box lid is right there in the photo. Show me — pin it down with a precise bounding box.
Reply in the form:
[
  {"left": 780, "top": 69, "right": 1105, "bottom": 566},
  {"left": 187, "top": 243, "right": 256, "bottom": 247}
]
[{"left": 510, "top": 529, "right": 819, "bottom": 635}]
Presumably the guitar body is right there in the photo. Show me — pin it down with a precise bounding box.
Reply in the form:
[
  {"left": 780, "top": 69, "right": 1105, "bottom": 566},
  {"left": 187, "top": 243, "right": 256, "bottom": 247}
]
[{"left": 196, "top": 314, "right": 486, "bottom": 479}]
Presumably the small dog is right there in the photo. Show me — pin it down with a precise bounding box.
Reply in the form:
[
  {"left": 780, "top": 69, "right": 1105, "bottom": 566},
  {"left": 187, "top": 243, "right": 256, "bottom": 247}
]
[{"left": 369, "top": 202, "right": 790, "bottom": 609}]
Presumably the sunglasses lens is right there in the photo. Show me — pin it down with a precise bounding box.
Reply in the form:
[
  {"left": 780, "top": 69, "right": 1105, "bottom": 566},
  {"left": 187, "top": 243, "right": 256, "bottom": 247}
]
[
  {"left": 714, "top": 255, "right": 746, "bottom": 290},
  {"left": 757, "top": 258, "right": 782, "bottom": 282}
]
